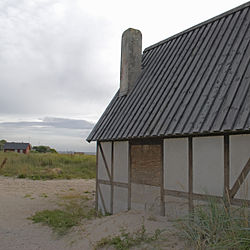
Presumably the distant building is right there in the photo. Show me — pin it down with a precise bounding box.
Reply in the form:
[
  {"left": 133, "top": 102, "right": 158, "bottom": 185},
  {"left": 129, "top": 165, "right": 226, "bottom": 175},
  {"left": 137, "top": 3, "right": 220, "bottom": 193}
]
[{"left": 4, "top": 142, "right": 31, "bottom": 154}]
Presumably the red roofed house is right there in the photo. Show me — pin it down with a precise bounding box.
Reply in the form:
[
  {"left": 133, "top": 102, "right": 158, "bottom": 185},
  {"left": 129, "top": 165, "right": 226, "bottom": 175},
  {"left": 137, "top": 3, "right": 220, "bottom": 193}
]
[{"left": 4, "top": 142, "right": 31, "bottom": 154}]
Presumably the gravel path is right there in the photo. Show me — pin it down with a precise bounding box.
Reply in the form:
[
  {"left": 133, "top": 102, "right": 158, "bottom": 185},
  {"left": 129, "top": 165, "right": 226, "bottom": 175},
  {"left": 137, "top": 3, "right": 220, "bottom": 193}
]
[{"left": 0, "top": 177, "right": 188, "bottom": 250}]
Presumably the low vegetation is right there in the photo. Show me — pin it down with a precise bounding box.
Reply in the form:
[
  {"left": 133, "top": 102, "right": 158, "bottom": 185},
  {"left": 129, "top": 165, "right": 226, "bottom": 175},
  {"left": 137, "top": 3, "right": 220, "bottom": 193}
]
[
  {"left": 176, "top": 199, "right": 250, "bottom": 249},
  {"left": 31, "top": 209, "right": 80, "bottom": 235},
  {"left": 30, "top": 192, "right": 100, "bottom": 235},
  {"left": 0, "top": 152, "right": 95, "bottom": 180},
  {"left": 95, "top": 224, "right": 163, "bottom": 250}
]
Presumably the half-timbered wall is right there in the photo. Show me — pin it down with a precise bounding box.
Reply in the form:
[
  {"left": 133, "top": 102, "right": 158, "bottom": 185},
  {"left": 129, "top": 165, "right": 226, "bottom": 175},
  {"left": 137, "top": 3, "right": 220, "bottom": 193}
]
[
  {"left": 97, "top": 142, "right": 112, "bottom": 214},
  {"left": 162, "top": 134, "right": 250, "bottom": 218},
  {"left": 97, "top": 141, "right": 129, "bottom": 214},
  {"left": 97, "top": 134, "right": 250, "bottom": 216}
]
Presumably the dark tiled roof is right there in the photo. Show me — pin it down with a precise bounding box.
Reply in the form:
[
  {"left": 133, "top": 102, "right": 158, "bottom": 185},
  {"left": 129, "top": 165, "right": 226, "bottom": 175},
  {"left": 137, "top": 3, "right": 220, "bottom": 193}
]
[
  {"left": 4, "top": 142, "right": 31, "bottom": 150},
  {"left": 87, "top": 2, "right": 250, "bottom": 142}
]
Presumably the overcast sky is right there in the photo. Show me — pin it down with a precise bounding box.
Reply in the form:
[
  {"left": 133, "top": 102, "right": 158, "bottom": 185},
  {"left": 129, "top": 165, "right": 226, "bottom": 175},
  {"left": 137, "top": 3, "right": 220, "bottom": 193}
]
[{"left": 0, "top": 0, "right": 246, "bottom": 152}]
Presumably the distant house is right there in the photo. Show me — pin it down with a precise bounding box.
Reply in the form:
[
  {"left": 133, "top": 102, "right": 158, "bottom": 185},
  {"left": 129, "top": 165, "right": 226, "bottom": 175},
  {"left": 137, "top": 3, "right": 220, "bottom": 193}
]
[
  {"left": 4, "top": 142, "right": 31, "bottom": 154},
  {"left": 87, "top": 2, "right": 250, "bottom": 216}
]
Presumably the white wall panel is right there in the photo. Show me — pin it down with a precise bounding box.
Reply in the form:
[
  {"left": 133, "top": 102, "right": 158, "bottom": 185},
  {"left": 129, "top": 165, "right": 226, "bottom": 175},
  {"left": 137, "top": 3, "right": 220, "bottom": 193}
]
[
  {"left": 230, "top": 134, "right": 250, "bottom": 200},
  {"left": 164, "top": 138, "right": 188, "bottom": 192},
  {"left": 193, "top": 136, "right": 224, "bottom": 196},
  {"left": 114, "top": 141, "right": 129, "bottom": 183}
]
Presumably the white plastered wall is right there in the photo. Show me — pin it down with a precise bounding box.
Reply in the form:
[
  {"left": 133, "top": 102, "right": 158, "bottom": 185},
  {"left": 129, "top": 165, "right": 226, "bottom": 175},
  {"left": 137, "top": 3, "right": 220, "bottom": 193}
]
[
  {"left": 164, "top": 138, "right": 188, "bottom": 192},
  {"left": 230, "top": 134, "right": 250, "bottom": 200},
  {"left": 193, "top": 136, "right": 224, "bottom": 196},
  {"left": 113, "top": 141, "right": 129, "bottom": 183},
  {"left": 113, "top": 141, "right": 129, "bottom": 212}
]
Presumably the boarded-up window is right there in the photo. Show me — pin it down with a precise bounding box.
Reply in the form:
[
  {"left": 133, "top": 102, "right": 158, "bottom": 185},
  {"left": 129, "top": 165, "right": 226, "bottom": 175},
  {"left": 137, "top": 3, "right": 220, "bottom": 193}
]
[{"left": 131, "top": 144, "right": 161, "bottom": 186}]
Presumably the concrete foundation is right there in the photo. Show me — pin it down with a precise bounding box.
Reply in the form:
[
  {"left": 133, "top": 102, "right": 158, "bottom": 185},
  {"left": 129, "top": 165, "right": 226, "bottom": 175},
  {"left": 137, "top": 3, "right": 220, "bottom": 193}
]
[
  {"left": 98, "top": 183, "right": 111, "bottom": 214},
  {"left": 131, "top": 183, "right": 161, "bottom": 215},
  {"left": 113, "top": 186, "right": 128, "bottom": 214}
]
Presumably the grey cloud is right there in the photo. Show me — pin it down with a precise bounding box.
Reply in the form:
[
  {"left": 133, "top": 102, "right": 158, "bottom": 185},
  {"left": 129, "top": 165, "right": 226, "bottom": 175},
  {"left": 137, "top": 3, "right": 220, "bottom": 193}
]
[
  {"left": 0, "top": 0, "right": 118, "bottom": 152},
  {"left": 0, "top": 0, "right": 118, "bottom": 118},
  {"left": 0, "top": 124, "right": 96, "bottom": 151},
  {"left": 0, "top": 116, "right": 95, "bottom": 151},
  {"left": 0, "top": 117, "right": 94, "bottom": 130}
]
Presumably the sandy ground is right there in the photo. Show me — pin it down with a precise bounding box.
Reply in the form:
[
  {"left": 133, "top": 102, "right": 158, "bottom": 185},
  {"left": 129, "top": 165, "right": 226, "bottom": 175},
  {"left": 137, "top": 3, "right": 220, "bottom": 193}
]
[{"left": 0, "top": 176, "right": 188, "bottom": 250}]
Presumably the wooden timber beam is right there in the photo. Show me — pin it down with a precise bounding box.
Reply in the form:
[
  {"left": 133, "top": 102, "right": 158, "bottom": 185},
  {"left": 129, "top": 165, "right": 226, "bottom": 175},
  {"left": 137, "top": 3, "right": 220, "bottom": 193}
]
[
  {"left": 164, "top": 189, "right": 250, "bottom": 207},
  {"left": 98, "top": 179, "right": 128, "bottom": 188},
  {"left": 128, "top": 142, "right": 131, "bottom": 210},
  {"left": 230, "top": 157, "right": 250, "bottom": 198},
  {"left": 160, "top": 140, "right": 165, "bottom": 216},
  {"left": 95, "top": 143, "right": 99, "bottom": 211},
  {"left": 111, "top": 142, "right": 114, "bottom": 214},
  {"left": 224, "top": 135, "right": 230, "bottom": 204},
  {"left": 188, "top": 137, "right": 194, "bottom": 212}
]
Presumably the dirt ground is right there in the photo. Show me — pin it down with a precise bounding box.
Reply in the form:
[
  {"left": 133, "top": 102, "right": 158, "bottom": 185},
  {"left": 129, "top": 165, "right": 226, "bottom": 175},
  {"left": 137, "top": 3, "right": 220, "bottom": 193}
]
[{"left": 0, "top": 176, "right": 189, "bottom": 250}]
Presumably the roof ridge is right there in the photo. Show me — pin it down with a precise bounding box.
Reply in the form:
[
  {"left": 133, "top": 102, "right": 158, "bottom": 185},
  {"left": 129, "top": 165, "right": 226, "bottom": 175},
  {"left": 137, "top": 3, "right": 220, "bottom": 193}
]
[{"left": 144, "top": 1, "right": 250, "bottom": 52}]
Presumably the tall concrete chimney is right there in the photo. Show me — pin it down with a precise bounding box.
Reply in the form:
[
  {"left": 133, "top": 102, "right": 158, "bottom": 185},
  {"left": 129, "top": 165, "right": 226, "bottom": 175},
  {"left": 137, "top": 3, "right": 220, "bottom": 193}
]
[{"left": 120, "top": 28, "right": 142, "bottom": 96}]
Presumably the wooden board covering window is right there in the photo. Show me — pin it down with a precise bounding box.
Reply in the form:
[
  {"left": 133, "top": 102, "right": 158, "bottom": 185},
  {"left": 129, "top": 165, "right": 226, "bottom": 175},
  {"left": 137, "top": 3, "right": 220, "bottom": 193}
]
[{"left": 131, "top": 144, "right": 161, "bottom": 186}]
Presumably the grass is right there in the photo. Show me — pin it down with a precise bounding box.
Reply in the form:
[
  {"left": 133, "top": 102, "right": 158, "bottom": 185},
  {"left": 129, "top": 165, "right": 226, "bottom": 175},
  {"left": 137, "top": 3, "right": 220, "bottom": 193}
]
[
  {"left": 30, "top": 192, "right": 101, "bottom": 235},
  {"left": 95, "top": 224, "right": 163, "bottom": 250},
  {"left": 30, "top": 209, "right": 79, "bottom": 235},
  {"left": 176, "top": 198, "right": 250, "bottom": 249},
  {"left": 0, "top": 152, "right": 96, "bottom": 180}
]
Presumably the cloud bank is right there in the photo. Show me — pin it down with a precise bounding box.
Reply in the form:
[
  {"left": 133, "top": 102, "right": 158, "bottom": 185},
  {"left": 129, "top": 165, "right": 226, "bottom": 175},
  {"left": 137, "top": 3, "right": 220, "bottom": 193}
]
[{"left": 0, "top": 117, "right": 95, "bottom": 151}]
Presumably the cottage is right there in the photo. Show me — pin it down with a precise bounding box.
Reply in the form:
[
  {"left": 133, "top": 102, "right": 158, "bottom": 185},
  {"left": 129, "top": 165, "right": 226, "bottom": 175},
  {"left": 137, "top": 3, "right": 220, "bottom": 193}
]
[
  {"left": 87, "top": 2, "right": 250, "bottom": 216},
  {"left": 4, "top": 142, "right": 31, "bottom": 154}
]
